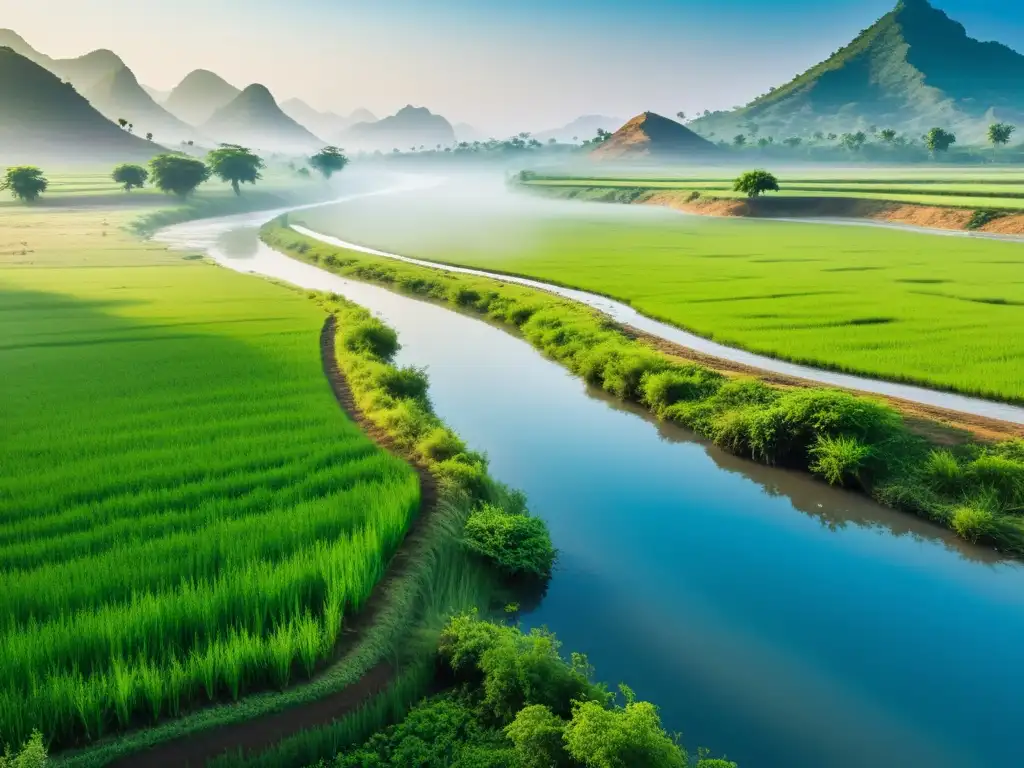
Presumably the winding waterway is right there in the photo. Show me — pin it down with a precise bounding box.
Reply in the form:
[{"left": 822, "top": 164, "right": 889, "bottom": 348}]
[{"left": 156, "top": 187, "right": 1024, "bottom": 768}]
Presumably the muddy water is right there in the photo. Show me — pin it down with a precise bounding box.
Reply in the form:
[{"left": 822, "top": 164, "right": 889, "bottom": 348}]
[{"left": 156, "top": 204, "right": 1024, "bottom": 768}]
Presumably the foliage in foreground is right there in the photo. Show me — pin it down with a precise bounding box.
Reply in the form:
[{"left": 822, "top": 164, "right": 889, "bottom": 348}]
[
  {"left": 0, "top": 731, "right": 47, "bottom": 768},
  {"left": 266, "top": 223, "right": 1024, "bottom": 556},
  {"left": 313, "top": 615, "right": 735, "bottom": 768}
]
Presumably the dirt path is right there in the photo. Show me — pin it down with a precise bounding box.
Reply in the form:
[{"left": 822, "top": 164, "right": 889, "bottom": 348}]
[{"left": 106, "top": 315, "right": 438, "bottom": 768}]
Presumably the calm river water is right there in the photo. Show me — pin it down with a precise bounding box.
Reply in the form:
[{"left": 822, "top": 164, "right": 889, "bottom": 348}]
[{"left": 156, "top": 191, "right": 1024, "bottom": 768}]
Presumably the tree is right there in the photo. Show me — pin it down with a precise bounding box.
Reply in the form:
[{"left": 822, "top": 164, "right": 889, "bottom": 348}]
[
  {"left": 117, "top": 118, "right": 128, "bottom": 130},
  {"left": 111, "top": 163, "right": 149, "bottom": 192},
  {"left": 733, "top": 169, "right": 780, "bottom": 198},
  {"left": 988, "top": 122, "right": 1016, "bottom": 148},
  {"left": 839, "top": 131, "right": 867, "bottom": 151},
  {"left": 505, "top": 705, "right": 569, "bottom": 768},
  {"left": 206, "top": 144, "right": 265, "bottom": 195},
  {"left": 563, "top": 699, "right": 687, "bottom": 768},
  {"left": 812, "top": 131, "right": 825, "bottom": 142},
  {"left": 0, "top": 167, "right": 48, "bottom": 202},
  {"left": 878, "top": 128, "right": 897, "bottom": 143},
  {"left": 594, "top": 128, "right": 612, "bottom": 144},
  {"left": 148, "top": 153, "right": 210, "bottom": 197},
  {"left": 924, "top": 127, "right": 956, "bottom": 154},
  {"left": 827, "top": 133, "right": 838, "bottom": 141},
  {"left": 732, "top": 134, "right": 747, "bottom": 147},
  {"left": 783, "top": 137, "right": 802, "bottom": 148},
  {"left": 0, "top": 729, "right": 47, "bottom": 768},
  {"left": 308, "top": 145, "right": 349, "bottom": 179},
  {"left": 676, "top": 111, "right": 686, "bottom": 121},
  {"left": 757, "top": 137, "right": 770, "bottom": 148},
  {"left": 145, "top": 132, "right": 153, "bottom": 142}
]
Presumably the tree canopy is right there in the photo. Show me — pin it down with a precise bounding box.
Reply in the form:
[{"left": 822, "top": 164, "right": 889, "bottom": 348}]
[
  {"left": 308, "top": 146, "right": 349, "bottom": 180},
  {"left": 148, "top": 154, "right": 210, "bottom": 198},
  {"left": 733, "top": 169, "right": 780, "bottom": 198},
  {"left": 0, "top": 167, "right": 48, "bottom": 202},
  {"left": 988, "top": 122, "right": 1016, "bottom": 147},
  {"left": 111, "top": 164, "right": 149, "bottom": 192},
  {"left": 206, "top": 145, "right": 265, "bottom": 195},
  {"left": 925, "top": 127, "right": 956, "bottom": 153}
]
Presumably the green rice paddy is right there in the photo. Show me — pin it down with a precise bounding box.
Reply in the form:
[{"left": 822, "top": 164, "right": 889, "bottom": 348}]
[
  {"left": 0, "top": 205, "right": 419, "bottom": 748},
  {"left": 295, "top": 186, "right": 1024, "bottom": 402}
]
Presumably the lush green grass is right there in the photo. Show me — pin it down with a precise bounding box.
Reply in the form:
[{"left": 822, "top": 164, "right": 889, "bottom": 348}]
[
  {"left": 0, "top": 206, "right": 420, "bottom": 749},
  {"left": 263, "top": 221, "right": 1024, "bottom": 557},
  {"left": 292, "top": 189, "right": 1024, "bottom": 402}
]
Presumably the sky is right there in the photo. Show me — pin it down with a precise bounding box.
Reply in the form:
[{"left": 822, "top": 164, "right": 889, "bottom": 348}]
[{"left": 6, "top": 0, "right": 1024, "bottom": 135}]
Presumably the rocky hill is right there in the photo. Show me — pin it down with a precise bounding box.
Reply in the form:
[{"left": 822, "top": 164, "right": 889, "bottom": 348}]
[
  {"left": 591, "top": 112, "right": 718, "bottom": 160},
  {"left": 85, "top": 65, "right": 196, "bottom": 144},
  {"left": 164, "top": 69, "right": 240, "bottom": 126},
  {"left": 202, "top": 84, "right": 323, "bottom": 152}
]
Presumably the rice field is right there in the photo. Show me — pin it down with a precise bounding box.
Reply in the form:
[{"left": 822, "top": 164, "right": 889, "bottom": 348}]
[
  {"left": 0, "top": 205, "right": 419, "bottom": 748},
  {"left": 294, "top": 183, "right": 1024, "bottom": 402},
  {"left": 526, "top": 172, "right": 1024, "bottom": 210}
]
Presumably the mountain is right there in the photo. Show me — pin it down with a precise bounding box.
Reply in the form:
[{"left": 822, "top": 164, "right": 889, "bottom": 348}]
[
  {"left": 591, "top": 112, "right": 719, "bottom": 160},
  {"left": 0, "top": 47, "right": 157, "bottom": 163},
  {"left": 341, "top": 105, "right": 455, "bottom": 151},
  {"left": 280, "top": 98, "right": 349, "bottom": 138},
  {"left": 85, "top": 65, "right": 196, "bottom": 143},
  {"left": 347, "top": 108, "right": 377, "bottom": 124},
  {"left": 691, "top": 0, "right": 1024, "bottom": 143},
  {"left": 164, "top": 69, "right": 240, "bottom": 126},
  {"left": 535, "top": 115, "right": 623, "bottom": 144},
  {"left": 0, "top": 29, "right": 123, "bottom": 90},
  {"left": 202, "top": 84, "right": 323, "bottom": 152},
  {"left": 142, "top": 84, "right": 170, "bottom": 102}
]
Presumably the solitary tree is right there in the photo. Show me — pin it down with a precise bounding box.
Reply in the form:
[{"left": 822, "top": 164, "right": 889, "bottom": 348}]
[
  {"left": 117, "top": 118, "right": 128, "bottom": 130},
  {"left": 733, "top": 134, "right": 747, "bottom": 147},
  {"left": 148, "top": 153, "right": 210, "bottom": 197},
  {"left": 206, "top": 144, "right": 265, "bottom": 195},
  {"left": 111, "top": 163, "right": 149, "bottom": 191},
  {"left": 145, "top": 132, "right": 153, "bottom": 142},
  {"left": 308, "top": 146, "right": 349, "bottom": 179},
  {"left": 925, "top": 127, "right": 956, "bottom": 154},
  {"left": 733, "top": 169, "right": 780, "bottom": 198},
  {"left": 1, "top": 166, "right": 48, "bottom": 202},
  {"left": 676, "top": 111, "right": 686, "bottom": 121},
  {"left": 878, "top": 128, "right": 897, "bottom": 143},
  {"left": 988, "top": 122, "right": 1016, "bottom": 148}
]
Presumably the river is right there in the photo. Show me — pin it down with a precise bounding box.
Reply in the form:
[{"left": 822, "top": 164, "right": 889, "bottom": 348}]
[{"left": 155, "top": 185, "right": 1024, "bottom": 768}]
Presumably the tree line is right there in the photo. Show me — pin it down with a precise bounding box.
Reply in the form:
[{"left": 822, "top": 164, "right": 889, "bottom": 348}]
[{"left": 0, "top": 147, "right": 349, "bottom": 203}]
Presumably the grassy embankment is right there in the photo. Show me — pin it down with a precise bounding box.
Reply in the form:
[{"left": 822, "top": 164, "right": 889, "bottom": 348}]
[
  {"left": 264, "top": 218, "right": 1024, "bottom": 556},
  {"left": 0, "top": 184, "right": 547, "bottom": 764},
  {"left": 294, "top": 192, "right": 1024, "bottom": 404}
]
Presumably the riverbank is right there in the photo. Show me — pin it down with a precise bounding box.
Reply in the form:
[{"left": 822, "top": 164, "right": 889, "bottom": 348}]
[
  {"left": 263, "top": 219, "right": 1024, "bottom": 557},
  {"left": 527, "top": 182, "right": 1024, "bottom": 235}
]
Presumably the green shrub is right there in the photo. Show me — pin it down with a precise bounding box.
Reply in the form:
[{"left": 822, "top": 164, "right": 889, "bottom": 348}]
[
  {"left": 966, "top": 209, "right": 1005, "bottom": 230},
  {"left": 809, "top": 435, "right": 873, "bottom": 487},
  {"left": 951, "top": 503, "right": 996, "bottom": 543},
  {"left": 923, "top": 449, "right": 965, "bottom": 496},
  {"left": 563, "top": 699, "right": 687, "bottom": 768},
  {"left": 967, "top": 454, "right": 1024, "bottom": 511},
  {"left": 343, "top": 319, "right": 399, "bottom": 361},
  {"left": 464, "top": 506, "right": 556, "bottom": 578},
  {"left": 642, "top": 367, "right": 723, "bottom": 413},
  {"left": 600, "top": 350, "right": 670, "bottom": 400},
  {"left": 375, "top": 366, "right": 429, "bottom": 402},
  {"left": 0, "top": 730, "right": 47, "bottom": 768},
  {"left": 505, "top": 705, "right": 569, "bottom": 768},
  {"left": 418, "top": 427, "right": 468, "bottom": 463}
]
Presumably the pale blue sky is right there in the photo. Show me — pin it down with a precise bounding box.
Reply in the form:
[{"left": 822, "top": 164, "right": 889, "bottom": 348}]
[{"left": 7, "top": 0, "right": 1024, "bottom": 134}]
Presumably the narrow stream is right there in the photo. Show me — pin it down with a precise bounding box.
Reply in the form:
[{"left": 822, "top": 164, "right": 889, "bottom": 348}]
[{"left": 156, "top": 197, "right": 1024, "bottom": 768}]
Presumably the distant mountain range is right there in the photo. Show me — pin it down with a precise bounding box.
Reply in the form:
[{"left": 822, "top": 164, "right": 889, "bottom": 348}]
[
  {"left": 341, "top": 105, "right": 455, "bottom": 151},
  {"left": 202, "top": 84, "right": 323, "bottom": 152},
  {"left": 535, "top": 115, "right": 623, "bottom": 144},
  {"left": 692, "top": 0, "right": 1024, "bottom": 143},
  {"left": 0, "top": 46, "right": 157, "bottom": 163},
  {"left": 164, "top": 69, "right": 240, "bottom": 126},
  {"left": 280, "top": 100, "right": 379, "bottom": 139},
  {"left": 85, "top": 65, "right": 196, "bottom": 143},
  {"left": 591, "top": 112, "right": 718, "bottom": 161}
]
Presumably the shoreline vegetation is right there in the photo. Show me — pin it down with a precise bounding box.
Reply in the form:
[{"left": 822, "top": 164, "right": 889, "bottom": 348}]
[
  {"left": 263, "top": 219, "right": 1024, "bottom": 558},
  {"left": 519, "top": 175, "right": 1024, "bottom": 236}
]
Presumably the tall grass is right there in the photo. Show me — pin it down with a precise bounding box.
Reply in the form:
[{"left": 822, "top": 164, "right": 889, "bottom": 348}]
[
  {"left": 0, "top": 250, "right": 419, "bottom": 748},
  {"left": 265, "top": 222, "right": 1024, "bottom": 557}
]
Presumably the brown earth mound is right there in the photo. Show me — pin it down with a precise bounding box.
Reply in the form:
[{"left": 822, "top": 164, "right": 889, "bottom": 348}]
[{"left": 591, "top": 112, "right": 718, "bottom": 161}]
